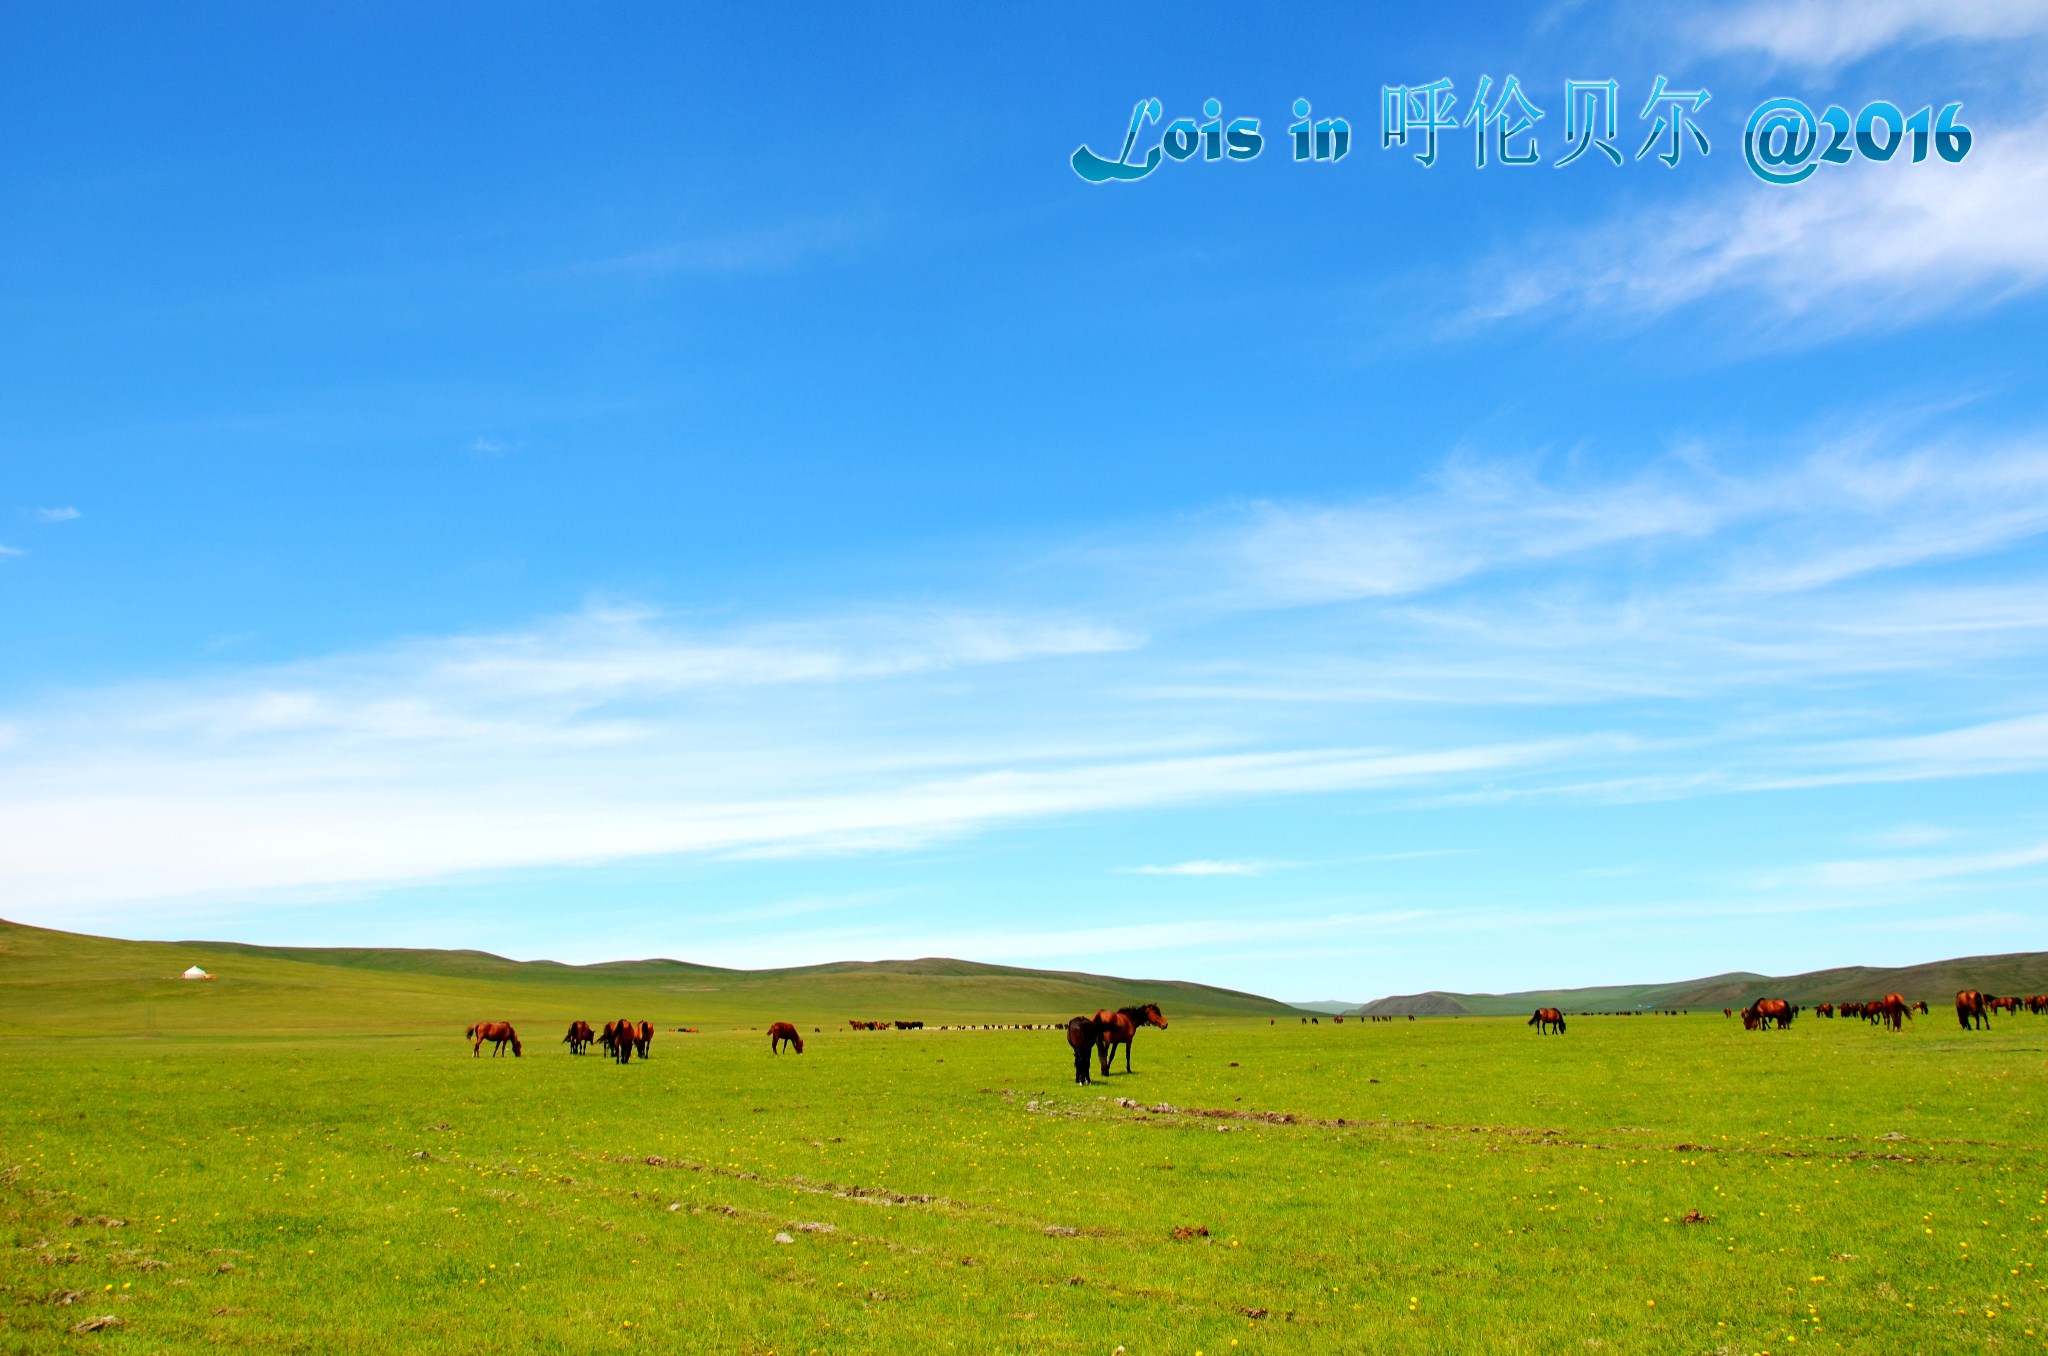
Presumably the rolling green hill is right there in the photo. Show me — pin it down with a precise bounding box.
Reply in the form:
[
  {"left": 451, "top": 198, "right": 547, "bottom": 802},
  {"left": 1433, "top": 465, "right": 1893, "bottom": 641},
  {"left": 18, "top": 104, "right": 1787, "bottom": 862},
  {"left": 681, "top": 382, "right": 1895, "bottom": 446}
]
[
  {"left": 1355, "top": 952, "right": 2048, "bottom": 1016},
  {"left": 0, "top": 917, "right": 1300, "bottom": 1037}
]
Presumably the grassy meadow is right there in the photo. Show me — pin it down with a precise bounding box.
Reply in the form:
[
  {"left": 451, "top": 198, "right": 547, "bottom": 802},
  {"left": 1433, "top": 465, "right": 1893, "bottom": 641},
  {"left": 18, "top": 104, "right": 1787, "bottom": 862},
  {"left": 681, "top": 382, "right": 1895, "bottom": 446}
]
[{"left": 3, "top": 923, "right": 2045, "bottom": 1354}]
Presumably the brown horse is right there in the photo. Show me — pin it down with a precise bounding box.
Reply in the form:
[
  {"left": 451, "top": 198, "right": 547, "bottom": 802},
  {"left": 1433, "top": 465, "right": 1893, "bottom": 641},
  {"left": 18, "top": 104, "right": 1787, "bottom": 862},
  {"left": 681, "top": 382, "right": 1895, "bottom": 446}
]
[
  {"left": 1065, "top": 1015, "right": 1104, "bottom": 1084},
  {"left": 1743, "top": 998, "right": 1793, "bottom": 1030},
  {"left": 768, "top": 1021, "right": 804, "bottom": 1054},
  {"left": 1956, "top": 990, "right": 1990, "bottom": 1030},
  {"left": 1527, "top": 1007, "right": 1566, "bottom": 1035},
  {"left": 1875, "top": 993, "right": 1910, "bottom": 1032},
  {"left": 562, "top": 1020, "right": 594, "bottom": 1055},
  {"left": 633, "top": 1020, "right": 654, "bottom": 1059},
  {"left": 1988, "top": 995, "right": 2021, "bottom": 1016},
  {"left": 467, "top": 1021, "right": 522, "bottom": 1058},
  {"left": 607, "top": 1017, "right": 635, "bottom": 1064},
  {"left": 1093, "top": 1003, "right": 1168, "bottom": 1075}
]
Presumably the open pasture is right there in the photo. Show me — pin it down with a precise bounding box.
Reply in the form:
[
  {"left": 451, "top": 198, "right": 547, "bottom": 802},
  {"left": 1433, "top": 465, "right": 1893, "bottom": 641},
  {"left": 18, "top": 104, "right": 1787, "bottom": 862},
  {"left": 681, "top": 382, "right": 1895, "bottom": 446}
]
[{"left": 3, "top": 932, "right": 2046, "bottom": 1353}]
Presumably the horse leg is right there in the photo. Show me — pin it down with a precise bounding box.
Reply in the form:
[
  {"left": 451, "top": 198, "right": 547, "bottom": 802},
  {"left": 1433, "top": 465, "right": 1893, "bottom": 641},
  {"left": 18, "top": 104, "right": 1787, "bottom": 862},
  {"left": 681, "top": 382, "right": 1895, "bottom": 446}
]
[{"left": 1122, "top": 1038, "right": 1133, "bottom": 1073}]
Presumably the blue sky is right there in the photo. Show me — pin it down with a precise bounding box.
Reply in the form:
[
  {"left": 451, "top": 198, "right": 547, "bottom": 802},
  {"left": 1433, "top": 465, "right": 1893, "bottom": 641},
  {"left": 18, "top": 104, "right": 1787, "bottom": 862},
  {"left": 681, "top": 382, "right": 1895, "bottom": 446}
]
[{"left": 6, "top": 1, "right": 2048, "bottom": 1001}]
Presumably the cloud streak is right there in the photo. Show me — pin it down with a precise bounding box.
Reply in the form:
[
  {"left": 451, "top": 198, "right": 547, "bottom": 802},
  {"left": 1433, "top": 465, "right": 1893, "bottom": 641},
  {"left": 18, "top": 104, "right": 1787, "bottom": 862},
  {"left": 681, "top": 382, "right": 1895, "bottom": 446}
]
[{"left": 1463, "top": 115, "right": 2048, "bottom": 333}]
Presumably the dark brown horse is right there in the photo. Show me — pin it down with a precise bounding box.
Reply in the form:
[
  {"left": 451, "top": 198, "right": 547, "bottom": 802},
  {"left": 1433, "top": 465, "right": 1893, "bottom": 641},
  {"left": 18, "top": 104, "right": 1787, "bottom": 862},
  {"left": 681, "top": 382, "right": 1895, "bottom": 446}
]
[
  {"left": 1956, "top": 990, "right": 1990, "bottom": 1030},
  {"left": 606, "top": 1017, "right": 635, "bottom": 1064},
  {"left": 562, "top": 1020, "right": 594, "bottom": 1055},
  {"left": 633, "top": 1020, "right": 653, "bottom": 1059},
  {"left": 1065, "top": 1015, "right": 1104, "bottom": 1084},
  {"left": 768, "top": 1021, "right": 804, "bottom": 1054},
  {"left": 1093, "top": 1003, "right": 1167, "bottom": 1076},
  {"left": 1875, "top": 992, "right": 1910, "bottom": 1032},
  {"left": 1527, "top": 1007, "right": 1566, "bottom": 1035},
  {"left": 467, "top": 1021, "right": 522, "bottom": 1057},
  {"left": 1743, "top": 998, "right": 1793, "bottom": 1030}
]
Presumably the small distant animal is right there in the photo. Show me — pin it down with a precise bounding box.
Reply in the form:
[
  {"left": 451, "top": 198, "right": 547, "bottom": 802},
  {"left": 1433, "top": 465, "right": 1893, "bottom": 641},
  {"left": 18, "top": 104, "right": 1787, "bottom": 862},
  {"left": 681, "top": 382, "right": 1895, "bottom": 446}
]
[
  {"left": 1988, "top": 995, "right": 2021, "bottom": 1016},
  {"left": 1064, "top": 1015, "right": 1105, "bottom": 1084},
  {"left": 894, "top": 1020, "right": 924, "bottom": 1030},
  {"left": 1956, "top": 990, "right": 1990, "bottom": 1030},
  {"left": 1875, "top": 993, "right": 1910, "bottom": 1032},
  {"left": 1722, "top": 1008, "right": 1732, "bottom": 1018},
  {"left": 1527, "top": 1008, "right": 1566, "bottom": 1035},
  {"left": 1093, "top": 1003, "right": 1168, "bottom": 1076},
  {"left": 768, "top": 1021, "right": 804, "bottom": 1054},
  {"left": 467, "top": 1021, "right": 521, "bottom": 1058},
  {"left": 562, "top": 1020, "right": 594, "bottom": 1055}
]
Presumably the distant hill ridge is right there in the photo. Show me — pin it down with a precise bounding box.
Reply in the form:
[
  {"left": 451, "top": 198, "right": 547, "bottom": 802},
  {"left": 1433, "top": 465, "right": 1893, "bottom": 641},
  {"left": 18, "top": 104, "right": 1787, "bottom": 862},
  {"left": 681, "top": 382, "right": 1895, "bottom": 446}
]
[
  {"left": 0, "top": 918, "right": 1300, "bottom": 1036},
  {"left": 1354, "top": 952, "right": 2048, "bottom": 1016}
]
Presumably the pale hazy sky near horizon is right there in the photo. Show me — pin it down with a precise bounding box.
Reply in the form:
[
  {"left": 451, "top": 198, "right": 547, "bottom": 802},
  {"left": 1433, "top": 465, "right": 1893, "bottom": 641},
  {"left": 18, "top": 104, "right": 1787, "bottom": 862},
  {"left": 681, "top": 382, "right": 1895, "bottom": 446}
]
[{"left": 6, "top": 1, "right": 2048, "bottom": 1002}]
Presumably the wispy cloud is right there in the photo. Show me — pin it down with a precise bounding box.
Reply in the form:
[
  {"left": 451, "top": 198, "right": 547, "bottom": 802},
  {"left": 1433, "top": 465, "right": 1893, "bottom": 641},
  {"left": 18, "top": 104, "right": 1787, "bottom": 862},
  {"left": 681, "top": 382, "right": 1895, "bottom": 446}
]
[
  {"left": 1462, "top": 115, "right": 2048, "bottom": 332},
  {"left": 27, "top": 507, "right": 80, "bottom": 523},
  {"left": 13, "top": 432, "right": 2048, "bottom": 923},
  {"left": 0, "top": 545, "right": 22, "bottom": 559},
  {"left": 1127, "top": 860, "right": 1268, "bottom": 877},
  {"left": 1695, "top": 0, "right": 2048, "bottom": 69}
]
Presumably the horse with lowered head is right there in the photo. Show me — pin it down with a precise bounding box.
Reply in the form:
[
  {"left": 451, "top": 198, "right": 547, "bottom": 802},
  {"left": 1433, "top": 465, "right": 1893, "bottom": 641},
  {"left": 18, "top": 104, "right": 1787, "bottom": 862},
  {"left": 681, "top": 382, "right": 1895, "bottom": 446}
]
[
  {"left": 1093, "top": 1003, "right": 1168, "bottom": 1076},
  {"left": 1065, "top": 1015, "right": 1105, "bottom": 1084},
  {"left": 1527, "top": 1007, "right": 1566, "bottom": 1035},
  {"left": 467, "top": 1021, "right": 521, "bottom": 1058},
  {"left": 767, "top": 1021, "right": 804, "bottom": 1054}
]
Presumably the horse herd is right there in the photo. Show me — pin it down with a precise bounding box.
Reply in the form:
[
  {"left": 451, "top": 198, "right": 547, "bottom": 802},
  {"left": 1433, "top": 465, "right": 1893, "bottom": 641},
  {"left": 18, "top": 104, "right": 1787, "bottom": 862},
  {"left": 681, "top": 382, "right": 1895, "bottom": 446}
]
[
  {"left": 464, "top": 1007, "right": 1172, "bottom": 1075},
  {"left": 1708, "top": 990, "right": 2048, "bottom": 1032},
  {"left": 465, "top": 1018, "right": 650, "bottom": 1062}
]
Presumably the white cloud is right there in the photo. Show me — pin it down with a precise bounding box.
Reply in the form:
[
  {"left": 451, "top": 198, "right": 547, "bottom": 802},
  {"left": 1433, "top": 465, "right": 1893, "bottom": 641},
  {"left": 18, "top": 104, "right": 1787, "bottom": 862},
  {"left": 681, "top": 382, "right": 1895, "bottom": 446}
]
[
  {"left": 13, "top": 435, "right": 2048, "bottom": 922},
  {"left": 1127, "top": 860, "right": 1266, "bottom": 877},
  {"left": 1697, "top": 0, "right": 2048, "bottom": 69},
  {"left": 1465, "top": 115, "right": 2048, "bottom": 331},
  {"left": 0, "top": 545, "right": 21, "bottom": 558},
  {"left": 29, "top": 507, "right": 80, "bottom": 523}
]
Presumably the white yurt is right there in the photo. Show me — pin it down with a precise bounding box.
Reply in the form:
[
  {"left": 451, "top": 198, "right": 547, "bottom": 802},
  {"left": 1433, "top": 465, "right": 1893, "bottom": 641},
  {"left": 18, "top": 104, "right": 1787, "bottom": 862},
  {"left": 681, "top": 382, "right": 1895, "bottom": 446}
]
[{"left": 181, "top": 965, "right": 213, "bottom": 980}]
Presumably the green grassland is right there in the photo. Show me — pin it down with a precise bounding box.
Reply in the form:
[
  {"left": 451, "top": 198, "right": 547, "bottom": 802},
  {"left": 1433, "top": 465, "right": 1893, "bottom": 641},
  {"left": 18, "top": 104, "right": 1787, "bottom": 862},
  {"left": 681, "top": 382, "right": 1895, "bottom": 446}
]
[{"left": 3, "top": 922, "right": 2046, "bottom": 1354}]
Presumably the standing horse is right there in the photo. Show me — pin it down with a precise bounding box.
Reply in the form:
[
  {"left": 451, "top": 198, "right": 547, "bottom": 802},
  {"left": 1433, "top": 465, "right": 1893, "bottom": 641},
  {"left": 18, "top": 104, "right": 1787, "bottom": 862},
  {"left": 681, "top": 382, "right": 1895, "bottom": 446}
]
[
  {"left": 1956, "top": 990, "right": 1991, "bottom": 1030},
  {"left": 608, "top": 1017, "right": 635, "bottom": 1064},
  {"left": 467, "top": 1021, "right": 522, "bottom": 1057},
  {"left": 1875, "top": 993, "right": 1910, "bottom": 1032},
  {"left": 562, "top": 1020, "right": 594, "bottom": 1055},
  {"left": 1527, "top": 1007, "right": 1566, "bottom": 1035},
  {"left": 767, "top": 1022, "right": 804, "bottom": 1054},
  {"left": 633, "top": 1020, "right": 653, "bottom": 1060},
  {"left": 1065, "top": 1015, "right": 1104, "bottom": 1085},
  {"left": 1093, "top": 1003, "right": 1168, "bottom": 1076}
]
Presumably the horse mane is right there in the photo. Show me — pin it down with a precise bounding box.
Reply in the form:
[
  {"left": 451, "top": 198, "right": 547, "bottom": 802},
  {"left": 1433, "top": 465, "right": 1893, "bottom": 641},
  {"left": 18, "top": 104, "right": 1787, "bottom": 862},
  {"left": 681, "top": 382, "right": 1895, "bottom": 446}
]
[{"left": 1117, "top": 1003, "right": 1159, "bottom": 1021}]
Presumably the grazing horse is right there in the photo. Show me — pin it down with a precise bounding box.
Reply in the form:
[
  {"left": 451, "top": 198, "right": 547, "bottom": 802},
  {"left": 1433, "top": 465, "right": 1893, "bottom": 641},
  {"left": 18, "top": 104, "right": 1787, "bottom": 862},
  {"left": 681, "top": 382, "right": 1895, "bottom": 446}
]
[
  {"left": 1988, "top": 995, "right": 2021, "bottom": 1016},
  {"left": 1956, "top": 990, "right": 1991, "bottom": 1030},
  {"left": 467, "top": 1021, "right": 522, "bottom": 1058},
  {"left": 1065, "top": 1015, "right": 1104, "bottom": 1084},
  {"left": 767, "top": 1021, "right": 804, "bottom": 1054},
  {"left": 1093, "top": 1003, "right": 1168, "bottom": 1076},
  {"left": 1527, "top": 1007, "right": 1566, "bottom": 1035},
  {"left": 562, "top": 1020, "right": 594, "bottom": 1055},
  {"left": 633, "top": 1020, "right": 654, "bottom": 1060},
  {"left": 1875, "top": 993, "right": 1910, "bottom": 1032},
  {"left": 1743, "top": 998, "right": 1793, "bottom": 1030},
  {"left": 607, "top": 1017, "right": 635, "bottom": 1064}
]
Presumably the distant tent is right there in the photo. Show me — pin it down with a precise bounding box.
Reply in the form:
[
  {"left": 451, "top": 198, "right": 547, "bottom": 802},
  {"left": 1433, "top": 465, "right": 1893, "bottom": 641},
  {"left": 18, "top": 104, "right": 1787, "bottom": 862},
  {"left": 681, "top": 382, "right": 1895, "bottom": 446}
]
[{"left": 181, "top": 965, "right": 213, "bottom": 980}]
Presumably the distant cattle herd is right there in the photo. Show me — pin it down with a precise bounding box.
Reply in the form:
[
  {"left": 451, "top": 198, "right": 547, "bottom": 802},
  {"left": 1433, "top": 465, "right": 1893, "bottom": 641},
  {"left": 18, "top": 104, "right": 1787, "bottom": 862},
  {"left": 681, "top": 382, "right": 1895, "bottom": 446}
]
[{"left": 459, "top": 987, "right": 2048, "bottom": 1076}]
